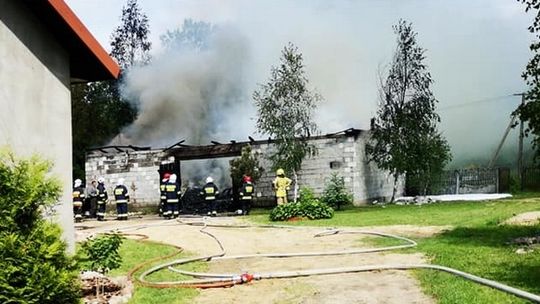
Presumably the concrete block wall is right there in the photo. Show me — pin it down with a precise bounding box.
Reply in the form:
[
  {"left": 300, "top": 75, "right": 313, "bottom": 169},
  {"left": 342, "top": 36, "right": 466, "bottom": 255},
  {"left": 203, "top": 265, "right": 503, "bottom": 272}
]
[
  {"left": 84, "top": 133, "right": 403, "bottom": 208},
  {"left": 252, "top": 133, "right": 403, "bottom": 206},
  {"left": 85, "top": 150, "right": 165, "bottom": 206}
]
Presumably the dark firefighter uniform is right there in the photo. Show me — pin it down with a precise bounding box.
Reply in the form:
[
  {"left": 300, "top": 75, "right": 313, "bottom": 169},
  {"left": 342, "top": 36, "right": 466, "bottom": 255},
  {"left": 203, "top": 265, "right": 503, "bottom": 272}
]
[
  {"left": 201, "top": 181, "right": 219, "bottom": 216},
  {"left": 239, "top": 180, "right": 255, "bottom": 215},
  {"left": 114, "top": 184, "right": 129, "bottom": 220},
  {"left": 165, "top": 181, "right": 181, "bottom": 219},
  {"left": 96, "top": 181, "right": 108, "bottom": 221},
  {"left": 159, "top": 173, "right": 170, "bottom": 216},
  {"left": 72, "top": 186, "right": 85, "bottom": 222}
]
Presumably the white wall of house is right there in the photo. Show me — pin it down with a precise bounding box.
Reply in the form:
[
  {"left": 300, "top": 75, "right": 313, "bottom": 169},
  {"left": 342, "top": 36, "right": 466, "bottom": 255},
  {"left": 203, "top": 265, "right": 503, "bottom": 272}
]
[{"left": 0, "top": 2, "right": 74, "bottom": 250}]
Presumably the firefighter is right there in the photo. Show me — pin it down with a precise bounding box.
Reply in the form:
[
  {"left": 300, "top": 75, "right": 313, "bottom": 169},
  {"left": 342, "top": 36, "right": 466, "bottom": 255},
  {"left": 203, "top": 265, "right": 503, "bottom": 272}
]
[
  {"left": 165, "top": 174, "right": 181, "bottom": 219},
  {"left": 159, "top": 173, "right": 171, "bottom": 216},
  {"left": 114, "top": 178, "right": 129, "bottom": 220},
  {"left": 201, "top": 177, "right": 219, "bottom": 216},
  {"left": 272, "top": 168, "right": 292, "bottom": 205},
  {"left": 72, "top": 179, "right": 85, "bottom": 222},
  {"left": 238, "top": 175, "right": 254, "bottom": 215},
  {"left": 96, "top": 177, "right": 108, "bottom": 221}
]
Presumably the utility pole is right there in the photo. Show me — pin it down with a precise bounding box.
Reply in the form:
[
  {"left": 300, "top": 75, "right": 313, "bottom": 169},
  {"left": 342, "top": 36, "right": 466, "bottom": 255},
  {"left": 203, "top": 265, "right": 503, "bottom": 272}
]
[{"left": 514, "top": 93, "right": 525, "bottom": 190}]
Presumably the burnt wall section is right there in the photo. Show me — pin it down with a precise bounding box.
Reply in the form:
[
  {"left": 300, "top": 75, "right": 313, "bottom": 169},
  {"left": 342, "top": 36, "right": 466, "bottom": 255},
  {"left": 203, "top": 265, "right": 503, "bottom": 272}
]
[
  {"left": 85, "top": 150, "right": 169, "bottom": 206},
  {"left": 84, "top": 131, "right": 404, "bottom": 208}
]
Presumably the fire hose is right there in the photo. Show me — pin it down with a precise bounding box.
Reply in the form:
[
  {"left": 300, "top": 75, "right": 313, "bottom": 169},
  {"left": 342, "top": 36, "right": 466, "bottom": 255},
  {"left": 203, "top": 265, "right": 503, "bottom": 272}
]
[{"left": 101, "top": 218, "right": 540, "bottom": 302}]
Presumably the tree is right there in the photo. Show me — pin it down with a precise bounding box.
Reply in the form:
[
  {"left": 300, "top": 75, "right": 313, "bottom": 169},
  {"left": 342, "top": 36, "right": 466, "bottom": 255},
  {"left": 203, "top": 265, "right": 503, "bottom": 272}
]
[
  {"left": 253, "top": 43, "right": 321, "bottom": 201},
  {"left": 160, "top": 19, "right": 215, "bottom": 52},
  {"left": 110, "top": 0, "right": 151, "bottom": 69},
  {"left": 518, "top": 0, "right": 540, "bottom": 164},
  {"left": 367, "top": 20, "right": 451, "bottom": 201},
  {"left": 71, "top": 0, "right": 151, "bottom": 178},
  {"left": 229, "top": 145, "right": 264, "bottom": 185},
  {"left": 0, "top": 149, "right": 80, "bottom": 303}
]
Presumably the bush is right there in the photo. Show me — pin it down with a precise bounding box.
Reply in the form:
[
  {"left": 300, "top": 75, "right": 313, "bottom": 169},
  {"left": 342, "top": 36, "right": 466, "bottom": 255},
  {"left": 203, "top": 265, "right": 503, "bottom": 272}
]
[
  {"left": 321, "top": 173, "right": 353, "bottom": 210},
  {"left": 269, "top": 187, "right": 334, "bottom": 221},
  {"left": 81, "top": 233, "right": 124, "bottom": 274},
  {"left": 0, "top": 149, "right": 80, "bottom": 304}
]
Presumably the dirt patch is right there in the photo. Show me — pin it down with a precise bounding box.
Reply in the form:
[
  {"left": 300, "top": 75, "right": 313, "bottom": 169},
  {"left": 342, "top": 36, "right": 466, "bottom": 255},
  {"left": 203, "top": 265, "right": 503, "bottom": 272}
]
[
  {"left": 504, "top": 211, "right": 540, "bottom": 226},
  {"left": 78, "top": 217, "right": 435, "bottom": 303}
]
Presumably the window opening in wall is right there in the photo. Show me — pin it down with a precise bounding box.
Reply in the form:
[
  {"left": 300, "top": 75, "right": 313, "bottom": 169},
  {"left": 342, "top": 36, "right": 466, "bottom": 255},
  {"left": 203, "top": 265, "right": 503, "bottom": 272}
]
[{"left": 330, "top": 161, "right": 342, "bottom": 169}]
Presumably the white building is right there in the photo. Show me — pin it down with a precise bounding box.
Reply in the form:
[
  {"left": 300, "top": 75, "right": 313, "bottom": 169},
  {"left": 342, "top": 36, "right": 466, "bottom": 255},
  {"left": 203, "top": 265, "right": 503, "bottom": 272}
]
[{"left": 0, "top": 0, "right": 120, "bottom": 250}]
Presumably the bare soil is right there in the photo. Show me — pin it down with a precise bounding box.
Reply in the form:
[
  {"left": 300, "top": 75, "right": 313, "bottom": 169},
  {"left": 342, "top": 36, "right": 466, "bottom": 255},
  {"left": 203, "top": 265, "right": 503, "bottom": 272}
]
[
  {"left": 504, "top": 211, "right": 540, "bottom": 226},
  {"left": 77, "top": 216, "right": 439, "bottom": 304}
]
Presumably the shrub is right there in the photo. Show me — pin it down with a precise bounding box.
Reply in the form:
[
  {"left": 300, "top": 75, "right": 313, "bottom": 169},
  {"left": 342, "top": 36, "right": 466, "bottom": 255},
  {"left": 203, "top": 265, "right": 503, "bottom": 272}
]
[
  {"left": 81, "top": 233, "right": 124, "bottom": 274},
  {"left": 269, "top": 187, "right": 334, "bottom": 221},
  {"left": 321, "top": 173, "right": 353, "bottom": 210},
  {"left": 0, "top": 149, "right": 80, "bottom": 304}
]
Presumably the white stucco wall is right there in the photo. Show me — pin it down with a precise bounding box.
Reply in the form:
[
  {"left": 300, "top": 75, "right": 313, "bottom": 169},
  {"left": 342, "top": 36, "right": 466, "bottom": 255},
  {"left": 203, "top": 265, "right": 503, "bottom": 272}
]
[{"left": 0, "top": 2, "right": 74, "bottom": 250}]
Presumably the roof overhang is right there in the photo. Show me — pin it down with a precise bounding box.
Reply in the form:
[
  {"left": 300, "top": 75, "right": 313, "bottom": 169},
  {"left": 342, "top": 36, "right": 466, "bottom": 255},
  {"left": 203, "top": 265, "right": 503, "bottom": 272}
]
[{"left": 23, "top": 0, "right": 120, "bottom": 83}]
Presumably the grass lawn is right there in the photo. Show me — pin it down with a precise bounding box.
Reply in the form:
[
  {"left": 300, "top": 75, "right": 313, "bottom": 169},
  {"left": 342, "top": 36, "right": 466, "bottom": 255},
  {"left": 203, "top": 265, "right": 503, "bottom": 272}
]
[
  {"left": 79, "top": 238, "right": 206, "bottom": 304},
  {"left": 248, "top": 195, "right": 540, "bottom": 303}
]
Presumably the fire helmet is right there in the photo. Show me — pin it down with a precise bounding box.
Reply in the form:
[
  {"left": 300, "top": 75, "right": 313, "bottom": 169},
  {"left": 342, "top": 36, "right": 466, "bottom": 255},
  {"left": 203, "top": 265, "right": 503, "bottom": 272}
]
[
  {"left": 74, "top": 179, "right": 82, "bottom": 187},
  {"left": 276, "top": 168, "right": 285, "bottom": 176},
  {"left": 243, "top": 175, "right": 252, "bottom": 183},
  {"left": 117, "top": 178, "right": 125, "bottom": 186},
  {"left": 206, "top": 176, "right": 214, "bottom": 183},
  {"left": 98, "top": 177, "right": 105, "bottom": 183},
  {"left": 162, "top": 172, "right": 171, "bottom": 182},
  {"left": 169, "top": 174, "right": 177, "bottom": 183}
]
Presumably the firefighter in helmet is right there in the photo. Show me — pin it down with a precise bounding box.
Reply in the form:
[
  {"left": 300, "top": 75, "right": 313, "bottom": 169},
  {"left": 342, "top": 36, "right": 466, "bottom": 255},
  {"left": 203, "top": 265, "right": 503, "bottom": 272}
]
[
  {"left": 165, "top": 174, "right": 181, "bottom": 219},
  {"left": 96, "top": 177, "right": 108, "bottom": 221},
  {"left": 159, "top": 173, "right": 171, "bottom": 216},
  {"left": 72, "top": 179, "right": 85, "bottom": 222},
  {"left": 201, "top": 176, "right": 219, "bottom": 216},
  {"left": 238, "top": 175, "right": 255, "bottom": 215},
  {"left": 114, "top": 178, "right": 129, "bottom": 220},
  {"left": 273, "top": 168, "right": 292, "bottom": 205}
]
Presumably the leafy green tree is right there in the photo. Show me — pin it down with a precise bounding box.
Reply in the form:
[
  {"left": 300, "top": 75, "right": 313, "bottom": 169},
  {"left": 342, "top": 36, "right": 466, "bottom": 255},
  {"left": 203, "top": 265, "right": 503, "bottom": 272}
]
[
  {"left": 367, "top": 20, "right": 451, "bottom": 201},
  {"left": 229, "top": 145, "right": 264, "bottom": 185},
  {"left": 0, "top": 149, "right": 80, "bottom": 303},
  {"left": 71, "top": 0, "right": 151, "bottom": 178},
  {"left": 253, "top": 43, "right": 321, "bottom": 201},
  {"left": 110, "top": 0, "right": 151, "bottom": 69},
  {"left": 518, "top": 0, "right": 540, "bottom": 164}
]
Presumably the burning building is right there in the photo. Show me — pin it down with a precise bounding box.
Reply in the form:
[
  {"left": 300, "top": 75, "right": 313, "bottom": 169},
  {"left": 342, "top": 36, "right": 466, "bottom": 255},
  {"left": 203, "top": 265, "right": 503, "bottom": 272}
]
[{"left": 85, "top": 128, "right": 402, "bottom": 209}]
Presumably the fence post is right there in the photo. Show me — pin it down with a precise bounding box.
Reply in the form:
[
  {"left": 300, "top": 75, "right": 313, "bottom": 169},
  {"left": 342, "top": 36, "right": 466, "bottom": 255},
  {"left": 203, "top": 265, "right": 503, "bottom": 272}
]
[
  {"left": 496, "top": 168, "right": 499, "bottom": 193},
  {"left": 455, "top": 170, "right": 460, "bottom": 194}
]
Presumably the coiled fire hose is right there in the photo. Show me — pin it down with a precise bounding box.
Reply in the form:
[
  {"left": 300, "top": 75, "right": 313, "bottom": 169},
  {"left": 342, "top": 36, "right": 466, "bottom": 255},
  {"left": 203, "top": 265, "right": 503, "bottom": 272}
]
[{"left": 98, "top": 218, "right": 540, "bottom": 302}]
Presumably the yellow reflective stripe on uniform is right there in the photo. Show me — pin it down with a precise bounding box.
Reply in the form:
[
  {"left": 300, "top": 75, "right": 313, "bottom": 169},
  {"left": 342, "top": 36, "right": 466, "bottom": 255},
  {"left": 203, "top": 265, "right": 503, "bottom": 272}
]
[
  {"left": 204, "top": 187, "right": 214, "bottom": 194},
  {"left": 167, "top": 199, "right": 179, "bottom": 203},
  {"left": 116, "top": 200, "right": 128, "bottom": 203},
  {"left": 73, "top": 202, "right": 83, "bottom": 207},
  {"left": 115, "top": 189, "right": 124, "bottom": 195},
  {"left": 241, "top": 196, "right": 252, "bottom": 200},
  {"left": 245, "top": 186, "right": 253, "bottom": 193},
  {"left": 97, "top": 200, "right": 106, "bottom": 204},
  {"left": 165, "top": 185, "right": 176, "bottom": 191},
  {"left": 205, "top": 196, "right": 216, "bottom": 200}
]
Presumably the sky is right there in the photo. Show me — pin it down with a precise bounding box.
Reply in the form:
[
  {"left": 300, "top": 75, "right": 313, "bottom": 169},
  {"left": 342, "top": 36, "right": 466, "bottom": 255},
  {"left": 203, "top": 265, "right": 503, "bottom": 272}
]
[{"left": 65, "top": 0, "right": 536, "bottom": 167}]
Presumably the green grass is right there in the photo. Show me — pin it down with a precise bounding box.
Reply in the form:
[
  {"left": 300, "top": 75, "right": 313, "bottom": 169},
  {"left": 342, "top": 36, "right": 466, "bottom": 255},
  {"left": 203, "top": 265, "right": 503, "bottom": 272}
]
[
  {"left": 80, "top": 238, "right": 206, "bottom": 304},
  {"left": 249, "top": 196, "right": 540, "bottom": 227},
  {"left": 248, "top": 196, "right": 540, "bottom": 303}
]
